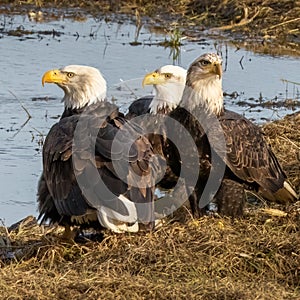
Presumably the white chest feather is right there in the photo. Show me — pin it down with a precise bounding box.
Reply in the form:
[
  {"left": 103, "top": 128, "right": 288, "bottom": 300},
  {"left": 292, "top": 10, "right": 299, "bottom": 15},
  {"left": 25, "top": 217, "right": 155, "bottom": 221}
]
[
  {"left": 150, "top": 82, "right": 184, "bottom": 114},
  {"left": 181, "top": 76, "right": 223, "bottom": 115}
]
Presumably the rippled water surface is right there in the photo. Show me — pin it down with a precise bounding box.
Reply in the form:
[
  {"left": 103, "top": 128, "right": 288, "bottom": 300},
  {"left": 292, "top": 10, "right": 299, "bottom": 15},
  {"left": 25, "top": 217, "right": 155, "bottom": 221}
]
[{"left": 0, "top": 13, "right": 299, "bottom": 225}]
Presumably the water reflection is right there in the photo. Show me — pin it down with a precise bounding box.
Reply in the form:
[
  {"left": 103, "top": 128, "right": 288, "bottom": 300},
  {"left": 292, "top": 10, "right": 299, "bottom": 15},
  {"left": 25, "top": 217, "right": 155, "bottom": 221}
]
[{"left": 0, "top": 12, "right": 299, "bottom": 225}]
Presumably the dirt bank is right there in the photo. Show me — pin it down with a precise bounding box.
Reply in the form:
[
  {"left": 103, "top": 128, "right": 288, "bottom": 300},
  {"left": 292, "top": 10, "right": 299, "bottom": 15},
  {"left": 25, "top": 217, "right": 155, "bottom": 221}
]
[
  {"left": 1, "top": 0, "right": 299, "bottom": 56},
  {"left": 0, "top": 198, "right": 299, "bottom": 300}
]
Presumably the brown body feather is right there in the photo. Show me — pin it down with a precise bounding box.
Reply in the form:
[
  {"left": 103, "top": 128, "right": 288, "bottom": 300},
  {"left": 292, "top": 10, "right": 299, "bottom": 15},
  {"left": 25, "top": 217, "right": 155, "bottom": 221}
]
[
  {"left": 126, "top": 100, "right": 180, "bottom": 190},
  {"left": 219, "top": 110, "right": 292, "bottom": 201},
  {"left": 126, "top": 95, "right": 153, "bottom": 119},
  {"left": 38, "top": 101, "right": 158, "bottom": 230},
  {"left": 168, "top": 106, "right": 297, "bottom": 217}
]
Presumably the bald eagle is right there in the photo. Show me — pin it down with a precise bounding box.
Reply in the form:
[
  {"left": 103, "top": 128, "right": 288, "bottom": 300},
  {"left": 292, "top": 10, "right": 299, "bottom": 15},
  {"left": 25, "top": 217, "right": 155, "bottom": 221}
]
[
  {"left": 38, "top": 65, "right": 160, "bottom": 237},
  {"left": 127, "top": 65, "right": 187, "bottom": 118},
  {"left": 126, "top": 65, "right": 187, "bottom": 190},
  {"left": 167, "top": 53, "right": 298, "bottom": 216}
]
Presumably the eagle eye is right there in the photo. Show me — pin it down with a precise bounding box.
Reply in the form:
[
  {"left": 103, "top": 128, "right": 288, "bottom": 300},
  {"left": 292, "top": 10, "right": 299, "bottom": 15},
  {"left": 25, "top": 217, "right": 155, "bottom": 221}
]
[
  {"left": 67, "top": 72, "right": 75, "bottom": 78},
  {"left": 200, "top": 59, "right": 211, "bottom": 66},
  {"left": 164, "top": 73, "right": 172, "bottom": 79}
]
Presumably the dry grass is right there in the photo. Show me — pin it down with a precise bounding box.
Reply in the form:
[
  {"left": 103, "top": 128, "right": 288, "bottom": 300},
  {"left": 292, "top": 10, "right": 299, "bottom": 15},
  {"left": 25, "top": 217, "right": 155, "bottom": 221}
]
[
  {"left": 0, "top": 202, "right": 300, "bottom": 299},
  {"left": 0, "top": 113, "right": 299, "bottom": 300},
  {"left": 263, "top": 111, "right": 300, "bottom": 194}
]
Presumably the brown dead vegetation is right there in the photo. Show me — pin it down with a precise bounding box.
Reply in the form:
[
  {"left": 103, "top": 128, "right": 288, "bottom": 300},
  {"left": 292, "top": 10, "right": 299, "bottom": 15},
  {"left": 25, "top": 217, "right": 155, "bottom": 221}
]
[
  {"left": 0, "top": 197, "right": 299, "bottom": 299},
  {"left": 263, "top": 111, "right": 300, "bottom": 194}
]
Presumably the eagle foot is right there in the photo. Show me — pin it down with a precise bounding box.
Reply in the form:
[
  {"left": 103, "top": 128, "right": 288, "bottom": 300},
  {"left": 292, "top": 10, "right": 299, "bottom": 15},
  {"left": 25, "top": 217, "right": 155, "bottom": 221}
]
[
  {"left": 61, "top": 225, "right": 80, "bottom": 241},
  {"left": 215, "top": 179, "right": 245, "bottom": 217}
]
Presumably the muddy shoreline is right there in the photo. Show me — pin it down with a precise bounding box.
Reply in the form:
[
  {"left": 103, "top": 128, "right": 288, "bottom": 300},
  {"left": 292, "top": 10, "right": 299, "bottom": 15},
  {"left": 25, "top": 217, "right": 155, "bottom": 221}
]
[{"left": 0, "top": 0, "right": 299, "bottom": 56}]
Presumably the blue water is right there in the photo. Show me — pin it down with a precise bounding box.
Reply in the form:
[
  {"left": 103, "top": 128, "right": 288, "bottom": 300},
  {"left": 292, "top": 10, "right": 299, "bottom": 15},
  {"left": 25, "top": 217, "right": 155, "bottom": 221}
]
[{"left": 0, "top": 12, "right": 299, "bottom": 225}]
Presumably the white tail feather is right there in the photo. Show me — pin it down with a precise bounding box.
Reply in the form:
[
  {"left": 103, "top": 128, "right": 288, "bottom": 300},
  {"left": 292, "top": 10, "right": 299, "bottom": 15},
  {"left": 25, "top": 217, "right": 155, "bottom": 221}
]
[
  {"left": 283, "top": 181, "right": 298, "bottom": 199},
  {"left": 97, "top": 210, "right": 139, "bottom": 233},
  {"left": 97, "top": 195, "right": 139, "bottom": 233}
]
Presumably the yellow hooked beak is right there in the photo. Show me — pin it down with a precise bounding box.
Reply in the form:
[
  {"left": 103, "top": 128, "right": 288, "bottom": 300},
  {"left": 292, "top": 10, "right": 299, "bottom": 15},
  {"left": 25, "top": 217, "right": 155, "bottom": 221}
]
[
  {"left": 213, "top": 62, "right": 222, "bottom": 79},
  {"left": 42, "top": 69, "right": 66, "bottom": 86},
  {"left": 142, "top": 72, "right": 166, "bottom": 87}
]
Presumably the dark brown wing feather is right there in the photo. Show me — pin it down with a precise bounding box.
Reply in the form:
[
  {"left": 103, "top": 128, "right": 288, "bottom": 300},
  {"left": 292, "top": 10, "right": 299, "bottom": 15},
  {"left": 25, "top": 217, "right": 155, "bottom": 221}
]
[
  {"left": 130, "top": 109, "right": 183, "bottom": 190},
  {"left": 169, "top": 107, "right": 288, "bottom": 194},
  {"left": 126, "top": 95, "right": 153, "bottom": 119},
  {"left": 126, "top": 94, "right": 184, "bottom": 190},
  {"left": 38, "top": 101, "right": 158, "bottom": 227},
  {"left": 219, "top": 110, "right": 286, "bottom": 193},
  {"left": 167, "top": 106, "right": 295, "bottom": 217},
  {"left": 166, "top": 106, "right": 214, "bottom": 216},
  {"left": 167, "top": 107, "right": 209, "bottom": 181}
]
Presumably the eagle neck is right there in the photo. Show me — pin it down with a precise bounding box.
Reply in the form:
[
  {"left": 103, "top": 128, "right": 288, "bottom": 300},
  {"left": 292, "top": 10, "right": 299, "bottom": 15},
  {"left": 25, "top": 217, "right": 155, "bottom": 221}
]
[
  {"left": 60, "top": 104, "right": 88, "bottom": 119},
  {"left": 181, "top": 75, "right": 224, "bottom": 116},
  {"left": 61, "top": 77, "right": 107, "bottom": 111},
  {"left": 149, "top": 83, "right": 183, "bottom": 114},
  {"left": 60, "top": 99, "right": 112, "bottom": 119},
  {"left": 63, "top": 92, "right": 106, "bottom": 111}
]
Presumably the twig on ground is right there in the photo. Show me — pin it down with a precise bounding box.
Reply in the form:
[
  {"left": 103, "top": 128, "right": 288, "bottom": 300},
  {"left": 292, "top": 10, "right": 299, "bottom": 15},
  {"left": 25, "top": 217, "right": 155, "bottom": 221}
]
[
  {"left": 8, "top": 90, "right": 32, "bottom": 119},
  {"left": 281, "top": 79, "right": 300, "bottom": 86},
  {"left": 119, "top": 78, "right": 139, "bottom": 99},
  {"left": 210, "top": 8, "right": 260, "bottom": 31},
  {"left": 268, "top": 18, "right": 300, "bottom": 30}
]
